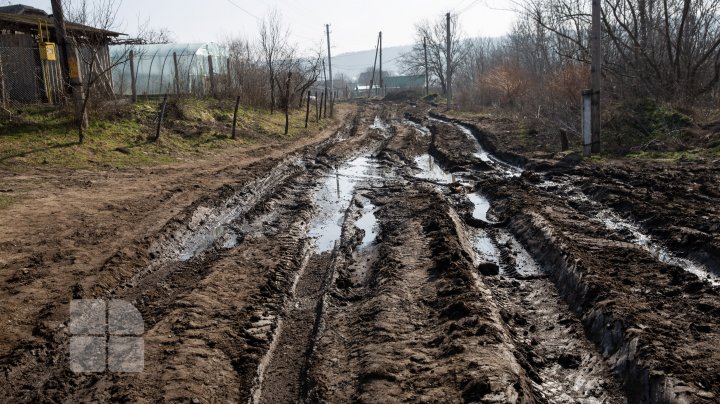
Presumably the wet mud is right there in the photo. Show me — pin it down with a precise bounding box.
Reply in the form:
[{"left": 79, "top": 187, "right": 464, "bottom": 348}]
[{"left": 0, "top": 101, "right": 717, "bottom": 403}]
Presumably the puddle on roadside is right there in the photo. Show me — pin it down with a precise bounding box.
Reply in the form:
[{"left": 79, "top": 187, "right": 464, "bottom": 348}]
[
  {"left": 538, "top": 178, "right": 719, "bottom": 285},
  {"left": 370, "top": 116, "right": 390, "bottom": 132},
  {"left": 414, "top": 154, "right": 454, "bottom": 183},
  {"left": 308, "top": 155, "right": 382, "bottom": 252},
  {"left": 470, "top": 228, "right": 501, "bottom": 265},
  {"left": 355, "top": 198, "right": 378, "bottom": 250},
  {"left": 596, "top": 209, "right": 720, "bottom": 285},
  {"left": 468, "top": 192, "right": 492, "bottom": 222},
  {"left": 221, "top": 231, "right": 239, "bottom": 249},
  {"left": 179, "top": 222, "right": 233, "bottom": 261},
  {"left": 402, "top": 119, "right": 431, "bottom": 136},
  {"left": 496, "top": 230, "right": 542, "bottom": 277},
  {"left": 428, "top": 117, "right": 521, "bottom": 177}
]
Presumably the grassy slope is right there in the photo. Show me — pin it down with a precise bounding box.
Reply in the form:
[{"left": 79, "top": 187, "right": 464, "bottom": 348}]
[{"left": 0, "top": 98, "right": 331, "bottom": 169}]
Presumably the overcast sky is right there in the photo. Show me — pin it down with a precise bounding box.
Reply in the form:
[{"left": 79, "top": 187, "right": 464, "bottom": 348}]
[{"left": 17, "top": 0, "right": 518, "bottom": 54}]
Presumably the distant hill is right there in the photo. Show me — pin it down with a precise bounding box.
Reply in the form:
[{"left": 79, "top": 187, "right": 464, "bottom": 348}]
[{"left": 331, "top": 45, "right": 413, "bottom": 81}]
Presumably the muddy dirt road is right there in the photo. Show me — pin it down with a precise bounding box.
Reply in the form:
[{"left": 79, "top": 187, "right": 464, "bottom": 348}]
[{"left": 1, "top": 101, "right": 718, "bottom": 402}]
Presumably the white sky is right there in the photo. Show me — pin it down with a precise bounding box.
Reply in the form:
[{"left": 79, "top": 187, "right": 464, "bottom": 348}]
[{"left": 17, "top": 0, "right": 519, "bottom": 54}]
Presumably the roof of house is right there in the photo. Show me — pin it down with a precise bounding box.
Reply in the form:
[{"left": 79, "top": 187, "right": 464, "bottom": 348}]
[
  {"left": 383, "top": 75, "right": 424, "bottom": 88},
  {"left": 0, "top": 4, "right": 48, "bottom": 16},
  {"left": 0, "top": 8, "right": 124, "bottom": 37}
]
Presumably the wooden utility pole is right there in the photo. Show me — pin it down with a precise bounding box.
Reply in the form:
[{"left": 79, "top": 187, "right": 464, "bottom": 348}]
[
  {"left": 379, "top": 31, "right": 383, "bottom": 97},
  {"left": 423, "top": 37, "right": 429, "bottom": 96},
  {"left": 322, "top": 59, "right": 328, "bottom": 118},
  {"left": 51, "top": 0, "right": 85, "bottom": 126},
  {"left": 129, "top": 50, "right": 137, "bottom": 102},
  {"left": 368, "top": 34, "right": 380, "bottom": 98},
  {"left": 326, "top": 24, "right": 334, "bottom": 116},
  {"left": 50, "top": 0, "right": 70, "bottom": 93},
  {"left": 445, "top": 12, "right": 452, "bottom": 110},
  {"left": 0, "top": 52, "right": 6, "bottom": 108},
  {"left": 590, "top": 0, "right": 602, "bottom": 153}
]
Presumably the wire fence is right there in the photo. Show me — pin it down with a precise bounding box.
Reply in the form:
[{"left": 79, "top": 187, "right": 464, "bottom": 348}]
[{"left": 0, "top": 46, "right": 64, "bottom": 107}]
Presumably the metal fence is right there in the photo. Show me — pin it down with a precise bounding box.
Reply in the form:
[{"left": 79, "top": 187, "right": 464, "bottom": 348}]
[{"left": 0, "top": 46, "right": 63, "bottom": 106}]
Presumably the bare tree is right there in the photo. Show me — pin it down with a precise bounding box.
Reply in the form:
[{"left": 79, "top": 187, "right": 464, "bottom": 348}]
[
  {"left": 523, "top": 0, "right": 720, "bottom": 103},
  {"left": 274, "top": 49, "right": 323, "bottom": 134},
  {"left": 65, "top": 0, "right": 133, "bottom": 143},
  {"left": 399, "top": 13, "right": 470, "bottom": 95},
  {"left": 259, "top": 9, "right": 290, "bottom": 114}
]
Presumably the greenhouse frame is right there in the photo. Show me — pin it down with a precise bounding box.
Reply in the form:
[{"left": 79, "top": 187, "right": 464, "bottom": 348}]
[{"left": 110, "top": 43, "right": 228, "bottom": 97}]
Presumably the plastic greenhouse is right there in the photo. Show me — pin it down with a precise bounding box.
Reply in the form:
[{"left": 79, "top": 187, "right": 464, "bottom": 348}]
[{"left": 110, "top": 43, "right": 228, "bottom": 96}]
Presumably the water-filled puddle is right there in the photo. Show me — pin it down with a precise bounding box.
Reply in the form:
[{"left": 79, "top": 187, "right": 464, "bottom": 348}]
[
  {"left": 595, "top": 209, "right": 720, "bottom": 285},
  {"left": 414, "top": 154, "right": 454, "bottom": 183},
  {"left": 471, "top": 228, "right": 501, "bottom": 264},
  {"left": 468, "top": 192, "right": 492, "bottom": 223},
  {"left": 308, "top": 155, "right": 378, "bottom": 252},
  {"left": 370, "top": 116, "right": 390, "bottom": 132},
  {"left": 496, "top": 230, "right": 541, "bottom": 277},
  {"left": 403, "top": 119, "right": 431, "bottom": 136},
  {"left": 540, "top": 178, "right": 719, "bottom": 285},
  {"left": 429, "top": 117, "right": 521, "bottom": 177},
  {"left": 355, "top": 198, "right": 378, "bottom": 250}
]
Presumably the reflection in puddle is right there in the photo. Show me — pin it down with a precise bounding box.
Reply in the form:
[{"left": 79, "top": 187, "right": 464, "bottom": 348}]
[
  {"left": 471, "top": 228, "right": 501, "bottom": 264},
  {"left": 403, "top": 119, "right": 431, "bottom": 136},
  {"left": 370, "top": 116, "right": 389, "bottom": 132},
  {"left": 414, "top": 154, "right": 454, "bottom": 183},
  {"left": 308, "top": 155, "right": 379, "bottom": 252},
  {"left": 596, "top": 209, "right": 719, "bottom": 285},
  {"left": 496, "top": 230, "right": 541, "bottom": 277},
  {"left": 356, "top": 198, "right": 378, "bottom": 249},
  {"left": 179, "top": 224, "right": 229, "bottom": 261},
  {"left": 540, "top": 178, "right": 719, "bottom": 285},
  {"left": 429, "top": 117, "right": 521, "bottom": 177},
  {"left": 468, "top": 192, "right": 491, "bottom": 222}
]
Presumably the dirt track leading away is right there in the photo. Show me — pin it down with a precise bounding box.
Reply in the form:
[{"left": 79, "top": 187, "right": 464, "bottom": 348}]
[{"left": 1, "top": 101, "right": 718, "bottom": 403}]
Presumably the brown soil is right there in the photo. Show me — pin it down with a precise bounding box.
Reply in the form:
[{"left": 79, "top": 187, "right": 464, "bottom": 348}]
[{"left": 0, "top": 100, "right": 717, "bottom": 403}]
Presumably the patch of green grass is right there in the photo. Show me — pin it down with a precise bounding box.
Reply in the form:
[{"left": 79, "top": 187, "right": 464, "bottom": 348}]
[
  {"left": 0, "top": 98, "right": 329, "bottom": 170},
  {"left": 625, "top": 147, "right": 720, "bottom": 161},
  {"left": 0, "top": 194, "right": 14, "bottom": 210}
]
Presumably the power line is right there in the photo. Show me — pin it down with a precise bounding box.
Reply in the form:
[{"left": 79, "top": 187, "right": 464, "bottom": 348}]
[
  {"left": 224, "top": 0, "right": 260, "bottom": 20},
  {"left": 458, "top": 0, "right": 482, "bottom": 15}
]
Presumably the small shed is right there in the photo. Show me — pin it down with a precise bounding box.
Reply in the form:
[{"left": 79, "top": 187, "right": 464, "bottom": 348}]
[
  {"left": 0, "top": 4, "right": 124, "bottom": 105},
  {"left": 110, "top": 43, "right": 228, "bottom": 97}
]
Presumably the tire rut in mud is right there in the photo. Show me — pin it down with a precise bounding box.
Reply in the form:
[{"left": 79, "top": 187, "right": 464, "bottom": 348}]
[{"left": 418, "top": 110, "right": 720, "bottom": 402}]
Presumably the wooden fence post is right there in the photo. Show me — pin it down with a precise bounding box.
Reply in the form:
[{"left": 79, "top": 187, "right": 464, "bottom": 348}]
[
  {"left": 129, "top": 49, "right": 137, "bottom": 103},
  {"left": 323, "top": 89, "right": 327, "bottom": 119},
  {"left": 173, "top": 52, "right": 180, "bottom": 95},
  {"left": 232, "top": 95, "right": 241, "bottom": 139},
  {"left": 305, "top": 90, "right": 310, "bottom": 128},
  {"left": 0, "top": 51, "right": 7, "bottom": 108},
  {"left": 319, "top": 92, "right": 324, "bottom": 121},
  {"left": 207, "top": 55, "right": 216, "bottom": 98},
  {"left": 154, "top": 93, "right": 168, "bottom": 142}
]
